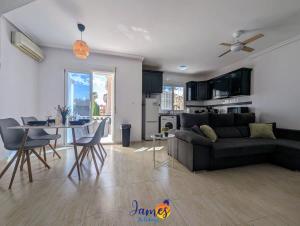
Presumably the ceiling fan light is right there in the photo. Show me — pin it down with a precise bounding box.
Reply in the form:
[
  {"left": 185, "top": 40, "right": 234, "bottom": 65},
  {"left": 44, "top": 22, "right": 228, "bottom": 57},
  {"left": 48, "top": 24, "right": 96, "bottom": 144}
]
[
  {"left": 73, "top": 40, "right": 90, "bottom": 59},
  {"left": 230, "top": 43, "right": 243, "bottom": 52}
]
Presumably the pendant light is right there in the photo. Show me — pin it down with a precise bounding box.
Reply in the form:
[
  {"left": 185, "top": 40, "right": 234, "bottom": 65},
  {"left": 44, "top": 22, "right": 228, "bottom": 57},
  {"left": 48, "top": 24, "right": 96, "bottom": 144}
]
[{"left": 73, "top": 23, "right": 90, "bottom": 59}]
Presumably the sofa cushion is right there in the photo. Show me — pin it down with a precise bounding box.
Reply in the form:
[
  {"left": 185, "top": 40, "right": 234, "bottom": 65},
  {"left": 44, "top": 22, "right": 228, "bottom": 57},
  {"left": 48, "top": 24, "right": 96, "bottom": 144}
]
[
  {"left": 191, "top": 125, "right": 205, "bottom": 136},
  {"left": 235, "top": 126, "right": 250, "bottom": 137},
  {"left": 180, "top": 113, "right": 209, "bottom": 129},
  {"left": 249, "top": 123, "right": 276, "bottom": 139},
  {"left": 175, "top": 130, "right": 212, "bottom": 146},
  {"left": 210, "top": 113, "right": 234, "bottom": 127},
  {"left": 276, "top": 139, "right": 300, "bottom": 151},
  {"left": 234, "top": 113, "right": 255, "bottom": 126},
  {"left": 200, "top": 125, "right": 218, "bottom": 142},
  {"left": 212, "top": 138, "right": 276, "bottom": 158},
  {"left": 214, "top": 127, "right": 242, "bottom": 138}
]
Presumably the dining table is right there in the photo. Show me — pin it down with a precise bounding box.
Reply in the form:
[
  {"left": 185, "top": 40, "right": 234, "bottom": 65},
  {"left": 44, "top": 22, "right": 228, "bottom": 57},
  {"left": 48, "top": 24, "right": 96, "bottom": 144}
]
[{"left": 8, "top": 121, "right": 95, "bottom": 180}]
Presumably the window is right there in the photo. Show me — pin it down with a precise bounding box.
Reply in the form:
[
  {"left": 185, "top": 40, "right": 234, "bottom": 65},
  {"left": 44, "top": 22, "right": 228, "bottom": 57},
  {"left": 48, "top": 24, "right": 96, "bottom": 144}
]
[{"left": 161, "top": 85, "right": 184, "bottom": 111}]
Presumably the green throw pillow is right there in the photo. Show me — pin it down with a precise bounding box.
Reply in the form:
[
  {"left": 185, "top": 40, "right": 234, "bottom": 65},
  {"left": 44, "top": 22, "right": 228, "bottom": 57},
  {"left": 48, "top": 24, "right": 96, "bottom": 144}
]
[
  {"left": 200, "top": 125, "right": 218, "bottom": 142},
  {"left": 249, "top": 123, "right": 276, "bottom": 139}
]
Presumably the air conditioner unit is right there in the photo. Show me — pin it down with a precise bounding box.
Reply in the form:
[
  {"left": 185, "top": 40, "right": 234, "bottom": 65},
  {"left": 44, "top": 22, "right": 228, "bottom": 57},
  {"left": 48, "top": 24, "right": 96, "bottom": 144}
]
[{"left": 11, "top": 31, "right": 44, "bottom": 62}]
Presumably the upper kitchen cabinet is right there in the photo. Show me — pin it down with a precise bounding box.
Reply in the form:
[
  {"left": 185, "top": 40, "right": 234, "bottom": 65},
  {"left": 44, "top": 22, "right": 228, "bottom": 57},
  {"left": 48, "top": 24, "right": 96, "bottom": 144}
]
[
  {"left": 186, "top": 81, "right": 209, "bottom": 101},
  {"left": 197, "top": 81, "right": 209, "bottom": 100},
  {"left": 229, "top": 68, "right": 252, "bottom": 96},
  {"left": 186, "top": 81, "right": 198, "bottom": 101},
  {"left": 186, "top": 67, "right": 252, "bottom": 101},
  {"left": 142, "top": 70, "right": 163, "bottom": 95}
]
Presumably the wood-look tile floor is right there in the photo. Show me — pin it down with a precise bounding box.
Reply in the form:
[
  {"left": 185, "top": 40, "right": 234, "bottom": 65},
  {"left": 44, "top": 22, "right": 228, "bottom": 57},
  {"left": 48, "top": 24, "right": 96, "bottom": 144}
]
[{"left": 0, "top": 141, "right": 300, "bottom": 226}]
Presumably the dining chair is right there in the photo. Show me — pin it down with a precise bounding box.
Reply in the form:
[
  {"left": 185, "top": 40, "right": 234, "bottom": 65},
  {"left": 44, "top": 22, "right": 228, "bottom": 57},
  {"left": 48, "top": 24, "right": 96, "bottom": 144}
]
[
  {"left": 84, "top": 118, "right": 108, "bottom": 158},
  {"left": 21, "top": 117, "right": 61, "bottom": 161},
  {"left": 69, "top": 118, "right": 108, "bottom": 175},
  {"left": 0, "top": 118, "right": 50, "bottom": 189}
]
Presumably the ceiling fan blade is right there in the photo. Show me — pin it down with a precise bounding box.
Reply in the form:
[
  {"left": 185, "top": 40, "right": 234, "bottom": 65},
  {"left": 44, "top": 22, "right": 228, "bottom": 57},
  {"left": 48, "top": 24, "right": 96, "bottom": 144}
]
[
  {"left": 242, "top": 33, "right": 264, "bottom": 44},
  {"left": 218, "top": 50, "right": 231, "bottom": 57},
  {"left": 242, "top": 46, "right": 254, "bottom": 52},
  {"left": 220, "top": 43, "right": 232, "bottom": 47}
]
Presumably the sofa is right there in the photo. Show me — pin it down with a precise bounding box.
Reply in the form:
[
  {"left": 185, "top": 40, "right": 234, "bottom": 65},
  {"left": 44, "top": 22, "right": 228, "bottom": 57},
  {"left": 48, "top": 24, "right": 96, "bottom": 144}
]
[{"left": 174, "top": 113, "right": 300, "bottom": 171}]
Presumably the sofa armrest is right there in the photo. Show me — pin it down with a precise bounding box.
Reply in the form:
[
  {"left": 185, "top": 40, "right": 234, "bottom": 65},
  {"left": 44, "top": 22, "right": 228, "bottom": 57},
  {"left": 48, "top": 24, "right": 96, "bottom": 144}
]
[
  {"left": 276, "top": 128, "right": 300, "bottom": 141},
  {"left": 175, "top": 130, "right": 212, "bottom": 147}
]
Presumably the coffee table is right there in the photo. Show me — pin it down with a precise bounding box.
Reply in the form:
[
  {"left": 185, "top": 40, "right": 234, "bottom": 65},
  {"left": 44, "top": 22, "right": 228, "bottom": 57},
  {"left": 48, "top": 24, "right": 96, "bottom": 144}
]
[{"left": 151, "top": 134, "right": 175, "bottom": 168}]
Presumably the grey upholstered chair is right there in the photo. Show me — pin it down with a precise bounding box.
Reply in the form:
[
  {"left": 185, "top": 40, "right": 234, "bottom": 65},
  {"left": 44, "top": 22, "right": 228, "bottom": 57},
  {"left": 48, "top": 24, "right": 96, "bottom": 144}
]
[
  {"left": 21, "top": 117, "right": 61, "bottom": 161},
  {"left": 0, "top": 118, "right": 50, "bottom": 189},
  {"left": 69, "top": 118, "right": 108, "bottom": 175},
  {"left": 84, "top": 118, "right": 108, "bottom": 158}
]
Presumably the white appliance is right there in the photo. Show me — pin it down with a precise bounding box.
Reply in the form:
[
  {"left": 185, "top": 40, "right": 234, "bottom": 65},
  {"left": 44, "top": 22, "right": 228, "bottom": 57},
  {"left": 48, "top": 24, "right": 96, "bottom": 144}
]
[
  {"left": 160, "top": 115, "right": 177, "bottom": 134},
  {"left": 11, "top": 31, "right": 44, "bottom": 62},
  {"left": 145, "top": 98, "right": 160, "bottom": 140}
]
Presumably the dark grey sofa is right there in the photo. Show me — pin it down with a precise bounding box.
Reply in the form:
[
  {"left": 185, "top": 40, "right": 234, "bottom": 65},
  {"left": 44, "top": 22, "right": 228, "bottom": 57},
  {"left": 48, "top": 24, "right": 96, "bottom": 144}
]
[{"left": 174, "top": 113, "right": 300, "bottom": 171}]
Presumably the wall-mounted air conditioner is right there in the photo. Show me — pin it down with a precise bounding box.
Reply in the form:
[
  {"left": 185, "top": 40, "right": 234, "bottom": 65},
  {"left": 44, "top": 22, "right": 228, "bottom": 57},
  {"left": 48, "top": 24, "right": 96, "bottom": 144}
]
[{"left": 11, "top": 31, "right": 44, "bottom": 62}]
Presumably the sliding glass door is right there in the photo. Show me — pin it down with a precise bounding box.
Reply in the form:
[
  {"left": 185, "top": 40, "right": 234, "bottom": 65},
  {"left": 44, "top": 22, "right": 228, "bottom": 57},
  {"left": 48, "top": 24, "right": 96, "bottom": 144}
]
[{"left": 65, "top": 70, "right": 114, "bottom": 144}]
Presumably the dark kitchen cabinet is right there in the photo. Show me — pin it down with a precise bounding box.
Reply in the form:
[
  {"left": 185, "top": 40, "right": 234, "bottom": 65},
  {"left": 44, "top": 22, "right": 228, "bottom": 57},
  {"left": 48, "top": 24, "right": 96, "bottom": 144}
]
[
  {"left": 186, "top": 67, "right": 251, "bottom": 101},
  {"left": 186, "top": 81, "right": 209, "bottom": 101},
  {"left": 229, "top": 68, "right": 251, "bottom": 96},
  {"left": 197, "top": 81, "right": 209, "bottom": 100},
  {"left": 142, "top": 70, "right": 163, "bottom": 95},
  {"left": 186, "top": 81, "right": 198, "bottom": 101}
]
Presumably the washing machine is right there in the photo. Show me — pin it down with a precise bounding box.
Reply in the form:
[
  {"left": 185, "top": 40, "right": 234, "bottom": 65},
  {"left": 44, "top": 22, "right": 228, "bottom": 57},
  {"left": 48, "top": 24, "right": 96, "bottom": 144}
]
[{"left": 160, "top": 115, "right": 178, "bottom": 133}]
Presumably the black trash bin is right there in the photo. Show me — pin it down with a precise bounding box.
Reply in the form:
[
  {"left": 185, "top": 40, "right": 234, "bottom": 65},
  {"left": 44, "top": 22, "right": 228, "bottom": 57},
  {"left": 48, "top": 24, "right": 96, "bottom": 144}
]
[{"left": 121, "top": 124, "right": 131, "bottom": 147}]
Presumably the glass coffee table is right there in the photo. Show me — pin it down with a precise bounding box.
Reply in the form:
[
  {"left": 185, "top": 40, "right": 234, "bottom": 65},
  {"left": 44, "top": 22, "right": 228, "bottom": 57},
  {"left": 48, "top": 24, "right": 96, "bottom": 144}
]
[{"left": 151, "top": 134, "right": 175, "bottom": 168}]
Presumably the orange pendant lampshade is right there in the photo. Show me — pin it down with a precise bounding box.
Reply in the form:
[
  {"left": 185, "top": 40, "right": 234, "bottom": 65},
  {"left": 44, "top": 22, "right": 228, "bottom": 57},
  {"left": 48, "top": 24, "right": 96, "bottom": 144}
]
[{"left": 73, "top": 23, "right": 89, "bottom": 59}]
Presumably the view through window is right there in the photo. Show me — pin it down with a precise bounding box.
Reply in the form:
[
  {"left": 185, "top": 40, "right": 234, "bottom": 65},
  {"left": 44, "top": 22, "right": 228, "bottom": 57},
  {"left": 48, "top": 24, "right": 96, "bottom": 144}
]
[
  {"left": 66, "top": 71, "right": 113, "bottom": 144},
  {"left": 161, "top": 85, "right": 184, "bottom": 111}
]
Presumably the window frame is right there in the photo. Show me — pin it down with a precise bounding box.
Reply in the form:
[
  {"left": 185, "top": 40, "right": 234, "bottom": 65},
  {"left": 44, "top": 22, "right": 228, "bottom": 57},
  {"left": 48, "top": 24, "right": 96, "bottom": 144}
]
[{"left": 160, "top": 84, "right": 185, "bottom": 112}]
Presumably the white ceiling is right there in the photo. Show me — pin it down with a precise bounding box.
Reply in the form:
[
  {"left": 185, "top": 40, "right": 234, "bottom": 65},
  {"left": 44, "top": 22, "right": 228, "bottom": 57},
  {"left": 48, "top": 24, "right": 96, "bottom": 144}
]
[
  {"left": 0, "top": 0, "right": 35, "bottom": 15},
  {"left": 5, "top": 0, "right": 300, "bottom": 74}
]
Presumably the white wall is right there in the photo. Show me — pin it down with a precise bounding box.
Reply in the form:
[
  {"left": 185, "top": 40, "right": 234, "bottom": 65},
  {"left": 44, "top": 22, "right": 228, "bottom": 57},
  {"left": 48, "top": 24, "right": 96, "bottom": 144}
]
[
  {"left": 163, "top": 71, "right": 205, "bottom": 86},
  {"left": 205, "top": 37, "right": 300, "bottom": 130},
  {"left": 0, "top": 17, "right": 39, "bottom": 149},
  {"left": 38, "top": 47, "right": 143, "bottom": 143},
  {"left": 0, "top": 17, "right": 39, "bottom": 120}
]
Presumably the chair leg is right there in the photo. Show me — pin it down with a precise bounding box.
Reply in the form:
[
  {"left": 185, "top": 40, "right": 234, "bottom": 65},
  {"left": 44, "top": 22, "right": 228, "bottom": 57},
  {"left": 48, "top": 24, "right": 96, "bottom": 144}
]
[
  {"left": 49, "top": 144, "right": 61, "bottom": 159},
  {"left": 90, "top": 147, "right": 100, "bottom": 175},
  {"left": 99, "top": 143, "right": 107, "bottom": 157},
  {"left": 31, "top": 149, "right": 51, "bottom": 169},
  {"left": 0, "top": 151, "right": 19, "bottom": 179},
  {"left": 8, "top": 150, "right": 23, "bottom": 189},
  {"left": 43, "top": 146, "right": 47, "bottom": 163},
  {"left": 25, "top": 150, "right": 33, "bottom": 182},
  {"left": 20, "top": 151, "right": 26, "bottom": 171},
  {"left": 80, "top": 147, "right": 88, "bottom": 165},
  {"left": 97, "top": 144, "right": 105, "bottom": 161},
  {"left": 94, "top": 145, "right": 104, "bottom": 164}
]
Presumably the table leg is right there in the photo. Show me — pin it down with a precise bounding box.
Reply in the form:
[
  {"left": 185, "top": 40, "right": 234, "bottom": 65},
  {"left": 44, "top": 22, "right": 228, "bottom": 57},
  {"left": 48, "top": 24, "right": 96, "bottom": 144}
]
[
  {"left": 25, "top": 150, "right": 33, "bottom": 182},
  {"left": 153, "top": 138, "right": 156, "bottom": 168},
  {"left": 172, "top": 138, "right": 175, "bottom": 168},
  {"left": 68, "top": 128, "right": 81, "bottom": 180},
  {"left": 54, "top": 128, "right": 58, "bottom": 148}
]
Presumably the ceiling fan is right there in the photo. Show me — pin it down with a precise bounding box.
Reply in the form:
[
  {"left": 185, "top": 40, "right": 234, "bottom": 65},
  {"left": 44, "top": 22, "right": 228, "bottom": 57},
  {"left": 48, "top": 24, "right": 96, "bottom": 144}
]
[{"left": 219, "top": 31, "right": 264, "bottom": 57}]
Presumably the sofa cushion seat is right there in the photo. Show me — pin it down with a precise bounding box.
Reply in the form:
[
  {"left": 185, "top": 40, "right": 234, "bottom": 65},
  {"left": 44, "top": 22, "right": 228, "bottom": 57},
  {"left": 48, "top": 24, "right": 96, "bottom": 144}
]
[
  {"left": 212, "top": 138, "right": 277, "bottom": 158},
  {"left": 276, "top": 139, "right": 300, "bottom": 151}
]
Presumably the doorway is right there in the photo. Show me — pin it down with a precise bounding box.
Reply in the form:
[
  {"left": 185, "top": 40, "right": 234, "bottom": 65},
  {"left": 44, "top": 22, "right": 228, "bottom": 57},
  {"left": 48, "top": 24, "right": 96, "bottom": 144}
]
[{"left": 65, "top": 70, "right": 114, "bottom": 144}]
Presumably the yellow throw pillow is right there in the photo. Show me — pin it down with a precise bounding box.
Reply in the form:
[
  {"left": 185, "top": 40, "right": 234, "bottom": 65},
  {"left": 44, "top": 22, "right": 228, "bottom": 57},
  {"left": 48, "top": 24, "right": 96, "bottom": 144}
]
[
  {"left": 249, "top": 123, "right": 276, "bottom": 139},
  {"left": 200, "top": 125, "right": 218, "bottom": 142}
]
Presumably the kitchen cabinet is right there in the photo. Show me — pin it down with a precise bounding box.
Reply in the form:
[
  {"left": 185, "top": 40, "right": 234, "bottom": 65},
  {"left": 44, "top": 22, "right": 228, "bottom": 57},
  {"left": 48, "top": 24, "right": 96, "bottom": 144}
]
[
  {"left": 229, "top": 68, "right": 251, "bottom": 96},
  {"left": 142, "top": 70, "right": 163, "bottom": 95},
  {"left": 186, "top": 81, "right": 209, "bottom": 101},
  {"left": 197, "top": 81, "right": 209, "bottom": 100},
  {"left": 186, "top": 81, "right": 198, "bottom": 101}
]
